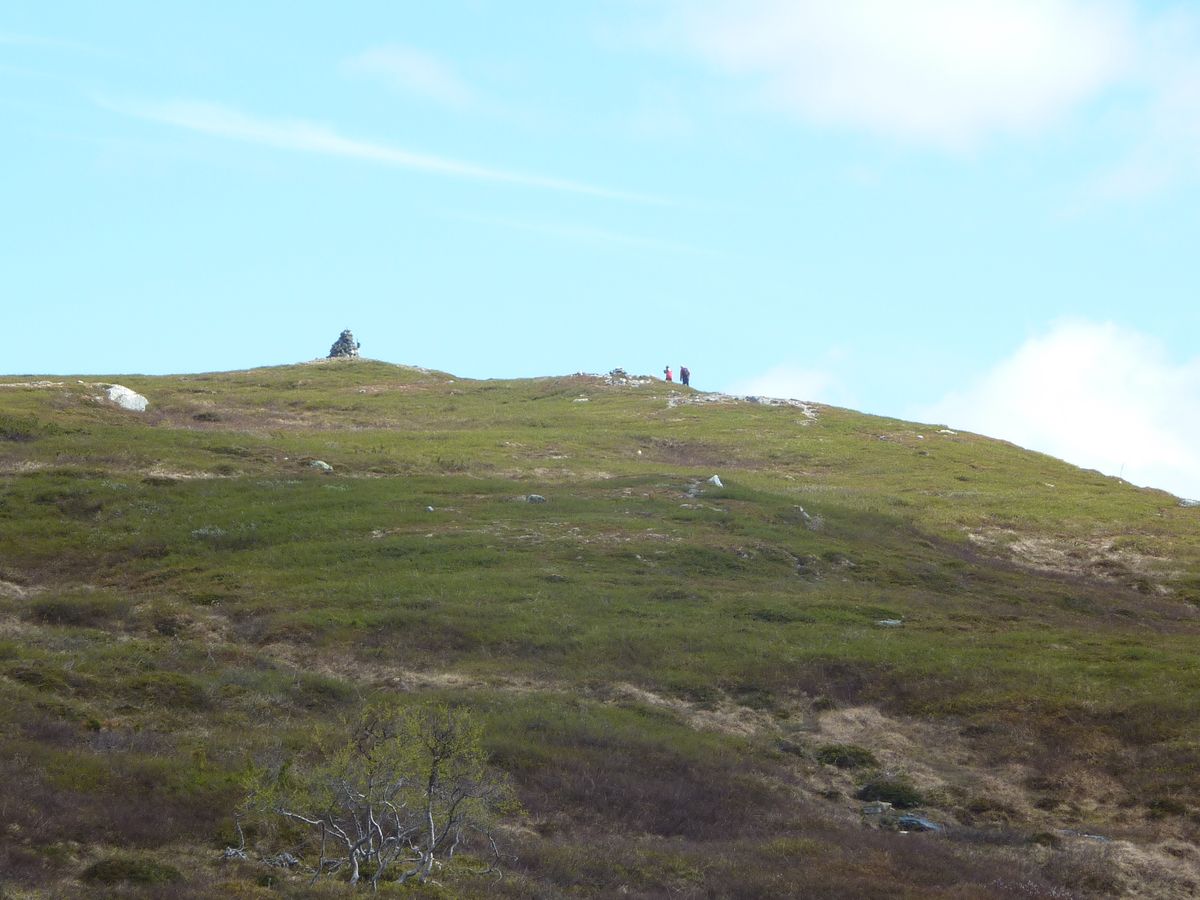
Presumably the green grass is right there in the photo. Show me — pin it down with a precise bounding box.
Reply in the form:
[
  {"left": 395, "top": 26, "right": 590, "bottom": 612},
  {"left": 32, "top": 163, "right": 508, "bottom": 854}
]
[{"left": 1, "top": 359, "right": 1198, "bottom": 896}]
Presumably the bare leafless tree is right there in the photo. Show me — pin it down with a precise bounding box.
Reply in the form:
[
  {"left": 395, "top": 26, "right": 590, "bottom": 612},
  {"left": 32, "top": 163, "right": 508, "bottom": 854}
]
[{"left": 245, "top": 703, "right": 516, "bottom": 890}]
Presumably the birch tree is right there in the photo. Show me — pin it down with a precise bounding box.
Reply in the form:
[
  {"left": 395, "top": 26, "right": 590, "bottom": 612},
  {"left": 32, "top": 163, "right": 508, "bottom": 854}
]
[{"left": 246, "top": 703, "right": 515, "bottom": 890}]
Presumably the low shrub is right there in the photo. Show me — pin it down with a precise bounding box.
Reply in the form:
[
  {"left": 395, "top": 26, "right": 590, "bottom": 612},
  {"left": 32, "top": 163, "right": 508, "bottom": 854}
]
[
  {"left": 1029, "top": 831, "right": 1063, "bottom": 848},
  {"left": 1042, "top": 843, "right": 1124, "bottom": 895},
  {"left": 815, "top": 743, "right": 878, "bottom": 769},
  {"left": 286, "top": 671, "right": 355, "bottom": 710},
  {"left": 855, "top": 777, "right": 924, "bottom": 809},
  {"left": 729, "top": 683, "right": 776, "bottom": 711},
  {"left": 0, "top": 414, "right": 42, "bottom": 442},
  {"left": 26, "top": 592, "right": 129, "bottom": 627},
  {"left": 660, "top": 674, "right": 719, "bottom": 705},
  {"left": 1147, "top": 797, "right": 1188, "bottom": 818},
  {"left": 81, "top": 855, "right": 183, "bottom": 885},
  {"left": 128, "top": 671, "right": 210, "bottom": 710},
  {"left": 3, "top": 663, "right": 81, "bottom": 699}
]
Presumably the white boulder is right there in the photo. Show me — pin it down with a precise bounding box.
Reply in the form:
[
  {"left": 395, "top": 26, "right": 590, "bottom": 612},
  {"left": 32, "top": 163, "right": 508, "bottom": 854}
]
[{"left": 106, "top": 384, "right": 149, "bottom": 412}]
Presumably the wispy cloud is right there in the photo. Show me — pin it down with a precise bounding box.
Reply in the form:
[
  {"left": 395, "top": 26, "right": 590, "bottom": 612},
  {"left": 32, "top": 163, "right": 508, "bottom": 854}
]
[
  {"left": 345, "top": 45, "right": 474, "bottom": 108},
  {"left": 918, "top": 320, "right": 1200, "bottom": 499},
  {"left": 0, "top": 30, "right": 115, "bottom": 58},
  {"left": 100, "top": 97, "right": 664, "bottom": 203},
  {"left": 443, "top": 211, "right": 698, "bottom": 254},
  {"left": 665, "top": 0, "right": 1132, "bottom": 150},
  {"left": 1086, "top": 7, "right": 1200, "bottom": 201},
  {"left": 1, "top": 31, "right": 84, "bottom": 49}
]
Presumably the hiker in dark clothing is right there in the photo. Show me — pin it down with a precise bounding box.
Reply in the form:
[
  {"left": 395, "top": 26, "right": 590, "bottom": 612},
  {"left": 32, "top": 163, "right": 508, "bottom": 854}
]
[{"left": 680, "top": 366, "right": 690, "bottom": 387}]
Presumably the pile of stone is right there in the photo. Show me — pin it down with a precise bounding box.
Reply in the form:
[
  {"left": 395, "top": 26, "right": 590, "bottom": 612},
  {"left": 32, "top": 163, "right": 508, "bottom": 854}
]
[
  {"left": 598, "top": 368, "right": 653, "bottom": 387},
  {"left": 328, "top": 330, "right": 361, "bottom": 359}
]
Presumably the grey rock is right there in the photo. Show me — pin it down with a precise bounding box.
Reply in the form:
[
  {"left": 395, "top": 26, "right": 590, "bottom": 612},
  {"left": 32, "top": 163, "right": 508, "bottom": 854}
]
[
  {"left": 600, "top": 368, "right": 653, "bottom": 387},
  {"left": 898, "top": 814, "right": 943, "bottom": 833},
  {"left": 668, "top": 392, "right": 819, "bottom": 418},
  {"left": 106, "top": 384, "right": 149, "bottom": 412},
  {"left": 1066, "top": 830, "right": 1110, "bottom": 843},
  {"left": 876, "top": 619, "right": 903, "bottom": 627},
  {"left": 309, "top": 460, "right": 333, "bottom": 473},
  {"left": 328, "top": 329, "right": 361, "bottom": 359},
  {"left": 526, "top": 494, "right": 547, "bottom": 503},
  {"left": 707, "top": 475, "right": 723, "bottom": 487},
  {"left": 797, "top": 506, "right": 825, "bottom": 531}
]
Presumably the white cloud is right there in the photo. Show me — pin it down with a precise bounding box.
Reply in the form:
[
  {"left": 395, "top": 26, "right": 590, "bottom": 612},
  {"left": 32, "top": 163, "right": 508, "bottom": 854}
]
[
  {"left": 100, "top": 97, "right": 662, "bottom": 203},
  {"left": 670, "top": 0, "right": 1132, "bottom": 149},
  {"left": 345, "top": 45, "right": 474, "bottom": 107},
  {"left": 1087, "top": 7, "right": 1200, "bottom": 200},
  {"left": 918, "top": 321, "right": 1200, "bottom": 499},
  {"left": 727, "top": 363, "right": 845, "bottom": 404}
]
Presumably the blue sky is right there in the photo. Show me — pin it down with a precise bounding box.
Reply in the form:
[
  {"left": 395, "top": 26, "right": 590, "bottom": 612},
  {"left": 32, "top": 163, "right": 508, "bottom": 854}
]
[{"left": 3, "top": 1, "right": 1199, "bottom": 497}]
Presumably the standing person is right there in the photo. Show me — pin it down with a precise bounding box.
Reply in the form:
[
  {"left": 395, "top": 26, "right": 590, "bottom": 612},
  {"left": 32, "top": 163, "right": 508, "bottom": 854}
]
[
  {"left": 664, "top": 366, "right": 673, "bottom": 382},
  {"left": 680, "top": 366, "right": 690, "bottom": 387}
]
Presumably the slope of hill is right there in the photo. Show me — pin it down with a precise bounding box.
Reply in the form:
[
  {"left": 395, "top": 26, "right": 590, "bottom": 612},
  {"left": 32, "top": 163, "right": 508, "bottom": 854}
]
[{"left": 2, "top": 359, "right": 1199, "bottom": 898}]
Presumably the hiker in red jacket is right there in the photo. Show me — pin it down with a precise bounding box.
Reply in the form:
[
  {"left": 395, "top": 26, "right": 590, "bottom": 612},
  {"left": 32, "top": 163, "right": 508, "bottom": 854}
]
[{"left": 664, "top": 366, "right": 673, "bottom": 382}]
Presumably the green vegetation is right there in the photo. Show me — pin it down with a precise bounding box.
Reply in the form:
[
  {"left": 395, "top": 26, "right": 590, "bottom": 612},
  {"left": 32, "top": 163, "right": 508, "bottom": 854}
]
[
  {"left": 815, "top": 743, "right": 878, "bottom": 770},
  {"left": 245, "top": 702, "right": 516, "bottom": 889},
  {"left": 855, "top": 778, "right": 924, "bottom": 809},
  {"left": 1, "top": 359, "right": 1198, "bottom": 896},
  {"left": 81, "top": 856, "right": 183, "bottom": 885}
]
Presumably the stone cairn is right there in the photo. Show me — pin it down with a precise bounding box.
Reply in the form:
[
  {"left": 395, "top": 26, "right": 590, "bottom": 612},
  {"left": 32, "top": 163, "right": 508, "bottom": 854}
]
[{"left": 328, "top": 329, "right": 361, "bottom": 359}]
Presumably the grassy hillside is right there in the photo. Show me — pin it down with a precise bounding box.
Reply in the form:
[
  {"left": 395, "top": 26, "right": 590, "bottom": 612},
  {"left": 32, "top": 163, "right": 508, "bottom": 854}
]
[{"left": 1, "top": 359, "right": 1199, "bottom": 898}]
